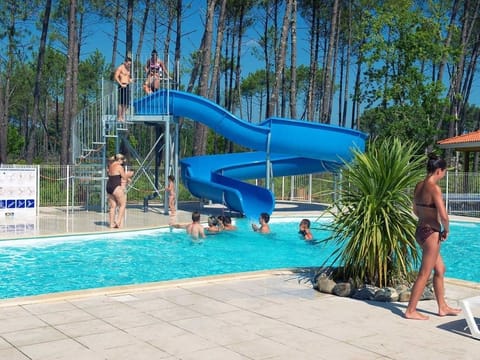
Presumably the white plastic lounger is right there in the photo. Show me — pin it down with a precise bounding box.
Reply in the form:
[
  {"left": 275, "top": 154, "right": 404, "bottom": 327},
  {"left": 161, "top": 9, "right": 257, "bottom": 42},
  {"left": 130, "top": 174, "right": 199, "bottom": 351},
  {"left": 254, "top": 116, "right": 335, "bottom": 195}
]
[{"left": 460, "top": 296, "right": 480, "bottom": 340}]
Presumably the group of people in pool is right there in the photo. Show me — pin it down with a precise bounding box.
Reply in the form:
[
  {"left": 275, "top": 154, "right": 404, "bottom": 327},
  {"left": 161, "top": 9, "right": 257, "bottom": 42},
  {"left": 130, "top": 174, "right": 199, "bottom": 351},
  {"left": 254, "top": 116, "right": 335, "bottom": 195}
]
[
  {"left": 178, "top": 210, "right": 314, "bottom": 241},
  {"left": 178, "top": 211, "right": 238, "bottom": 239}
]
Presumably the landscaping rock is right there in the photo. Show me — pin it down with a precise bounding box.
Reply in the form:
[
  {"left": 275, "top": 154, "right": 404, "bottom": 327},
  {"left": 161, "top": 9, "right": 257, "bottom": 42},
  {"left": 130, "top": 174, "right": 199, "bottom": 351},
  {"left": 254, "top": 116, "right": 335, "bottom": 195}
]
[
  {"left": 398, "top": 289, "right": 411, "bottom": 302},
  {"left": 316, "top": 274, "right": 337, "bottom": 294},
  {"left": 374, "top": 287, "right": 399, "bottom": 302},
  {"left": 332, "top": 282, "right": 353, "bottom": 297},
  {"left": 352, "top": 285, "right": 377, "bottom": 300}
]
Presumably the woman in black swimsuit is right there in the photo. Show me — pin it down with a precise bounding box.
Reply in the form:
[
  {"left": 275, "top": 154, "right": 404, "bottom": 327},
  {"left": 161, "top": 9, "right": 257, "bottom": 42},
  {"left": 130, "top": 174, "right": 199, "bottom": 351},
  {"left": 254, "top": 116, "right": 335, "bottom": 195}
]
[
  {"left": 107, "top": 154, "right": 133, "bottom": 229},
  {"left": 404, "top": 154, "right": 461, "bottom": 320}
]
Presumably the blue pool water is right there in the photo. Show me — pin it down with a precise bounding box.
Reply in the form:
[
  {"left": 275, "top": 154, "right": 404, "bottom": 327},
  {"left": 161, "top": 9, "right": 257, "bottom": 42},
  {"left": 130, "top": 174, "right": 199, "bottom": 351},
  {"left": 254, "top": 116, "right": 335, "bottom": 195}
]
[{"left": 0, "top": 218, "right": 478, "bottom": 300}]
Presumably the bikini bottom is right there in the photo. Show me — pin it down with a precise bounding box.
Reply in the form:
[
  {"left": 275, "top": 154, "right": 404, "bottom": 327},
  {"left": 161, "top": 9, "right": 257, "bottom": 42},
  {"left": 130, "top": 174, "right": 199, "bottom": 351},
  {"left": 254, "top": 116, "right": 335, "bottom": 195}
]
[{"left": 415, "top": 225, "right": 440, "bottom": 244}]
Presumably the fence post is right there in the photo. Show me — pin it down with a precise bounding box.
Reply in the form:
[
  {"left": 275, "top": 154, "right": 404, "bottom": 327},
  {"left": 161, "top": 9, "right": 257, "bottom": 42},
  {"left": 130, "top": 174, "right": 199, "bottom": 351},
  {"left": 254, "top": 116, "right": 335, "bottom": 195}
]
[
  {"left": 66, "top": 165, "right": 70, "bottom": 213},
  {"left": 308, "top": 174, "right": 312, "bottom": 203},
  {"left": 445, "top": 170, "right": 449, "bottom": 211}
]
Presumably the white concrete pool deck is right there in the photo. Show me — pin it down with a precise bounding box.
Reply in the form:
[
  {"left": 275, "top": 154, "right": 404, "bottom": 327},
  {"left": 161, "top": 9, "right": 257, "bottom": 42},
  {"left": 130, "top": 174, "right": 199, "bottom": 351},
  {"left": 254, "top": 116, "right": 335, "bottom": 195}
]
[{"left": 0, "top": 201, "right": 479, "bottom": 359}]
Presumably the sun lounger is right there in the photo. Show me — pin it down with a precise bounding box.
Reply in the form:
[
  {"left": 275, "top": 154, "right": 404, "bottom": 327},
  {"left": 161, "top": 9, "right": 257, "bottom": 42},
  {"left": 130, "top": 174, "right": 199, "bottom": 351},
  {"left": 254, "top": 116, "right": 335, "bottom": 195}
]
[{"left": 460, "top": 296, "right": 480, "bottom": 340}]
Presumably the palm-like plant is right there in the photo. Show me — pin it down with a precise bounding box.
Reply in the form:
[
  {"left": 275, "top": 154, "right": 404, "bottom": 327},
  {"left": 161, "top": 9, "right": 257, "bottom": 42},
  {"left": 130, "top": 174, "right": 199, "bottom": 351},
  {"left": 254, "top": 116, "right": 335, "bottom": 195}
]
[{"left": 325, "top": 137, "right": 425, "bottom": 287}]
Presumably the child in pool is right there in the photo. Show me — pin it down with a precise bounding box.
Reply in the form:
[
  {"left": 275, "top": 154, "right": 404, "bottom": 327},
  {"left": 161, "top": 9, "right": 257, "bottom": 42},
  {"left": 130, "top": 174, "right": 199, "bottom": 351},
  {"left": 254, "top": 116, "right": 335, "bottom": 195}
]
[{"left": 298, "top": 218, "right": 313, "bottom": 240}]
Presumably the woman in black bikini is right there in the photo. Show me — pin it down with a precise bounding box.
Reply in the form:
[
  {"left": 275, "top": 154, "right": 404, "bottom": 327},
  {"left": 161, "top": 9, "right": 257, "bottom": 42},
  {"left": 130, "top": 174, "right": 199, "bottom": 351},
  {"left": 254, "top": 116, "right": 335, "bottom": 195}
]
[{"left": 404, "top": 153, "right": 461, "bottom": 320}]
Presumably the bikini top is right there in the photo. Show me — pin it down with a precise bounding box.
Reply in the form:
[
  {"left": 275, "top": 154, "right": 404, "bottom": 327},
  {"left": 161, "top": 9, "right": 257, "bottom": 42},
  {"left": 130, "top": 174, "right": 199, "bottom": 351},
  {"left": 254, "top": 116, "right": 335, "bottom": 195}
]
[
  {"left": 149, "top": 61, "right": 163, "bottom": 73},
  {"left": 415, "top": 202, "right": 436, "bottom": 209}
]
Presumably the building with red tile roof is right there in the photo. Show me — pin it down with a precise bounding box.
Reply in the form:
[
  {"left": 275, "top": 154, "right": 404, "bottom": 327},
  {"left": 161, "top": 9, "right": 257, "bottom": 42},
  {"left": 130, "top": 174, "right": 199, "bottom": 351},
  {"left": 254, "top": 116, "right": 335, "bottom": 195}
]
[
  {"left": 437, "top": 130, "right": 480, "bottom": 171},
  {"left": 437, "top": 130, "right": 480, "bottom": 151}
]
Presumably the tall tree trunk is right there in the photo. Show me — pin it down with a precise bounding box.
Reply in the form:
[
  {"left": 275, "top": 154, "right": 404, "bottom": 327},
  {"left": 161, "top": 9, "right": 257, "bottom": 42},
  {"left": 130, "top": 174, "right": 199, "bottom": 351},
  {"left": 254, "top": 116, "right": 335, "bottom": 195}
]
[
  {"left": 351, "top": 40, "right": 364, "bottom": 130},
  {"left": 110, "top": 0, "right": 121, "bottom": 76},
  {"left": 234, "top": 3, "right": 245, "bottom": 119},
  {"left": 341, "top": 0, "right": 353, "bottom": 128},
  {"left": 268, "top": 0, "right": 292, "bottom": 117},
  {"left": 61, "top": 0, "right": 77, "bottom": 164},
  {"left": 163, "top": 0, "right": 176, "bottom": 63},
  {"left": 135, "top": 0, "right": 151, "bottom": 63},
  {"left": 289, "top": 0, "right": 297, "bottom": 119},
  {"left": 174, "top": 0, "right": 182, "bottom": 86},
  {"left": 0, "top": 81, "right": 5, "bottom": 164},
  {"left": 320, "top": 0, "right": 339, "bottom": 124},
  {"left": 193, "top": 0, "right": 215, "bottom": 156},
  {"left": 434, "top": 0, "right": 460, "bottom": 139},
  {"left": 208, "top": 0, "right": 227, "bottom": 100},
  {"left": 262, "top": 2, "right": 271, "bottom": 118},
  {"left": 447, "top": 0, "right": 477, "bottom": 143},
  {"left": 26, "top": 0, "right": 52, "bottom": 163},
  {"left": 0, "top": 2, "right": 17, "bottom": 164},
  {"left": 126, "top": 0, "right": 134, "bottom": 58},
  {"left": 306, "top": 3, "right": 318, "bottom": 121},
  {"left": 457, "top": 1, "right": 480, "bottom": 137}
]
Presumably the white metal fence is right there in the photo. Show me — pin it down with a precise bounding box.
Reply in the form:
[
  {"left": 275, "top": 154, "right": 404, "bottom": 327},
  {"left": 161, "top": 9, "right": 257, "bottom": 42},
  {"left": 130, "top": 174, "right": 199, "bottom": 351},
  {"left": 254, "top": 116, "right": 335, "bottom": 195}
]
[
  {"left": 442, "top": 171, "right": 480, "bottom": 217},
  {"left": 2, "top": 165, "right": 478, "bottom": 217},
  {"left": 0, "top": 165, "right": 334, "bottom": 212}
]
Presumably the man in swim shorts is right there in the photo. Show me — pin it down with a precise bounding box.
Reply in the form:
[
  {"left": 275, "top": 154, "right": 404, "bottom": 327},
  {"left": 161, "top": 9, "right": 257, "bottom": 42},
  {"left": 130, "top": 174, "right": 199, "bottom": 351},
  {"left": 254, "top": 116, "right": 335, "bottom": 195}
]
[{"left": 114, "top": 57, "right": 132, "bottom": 122}]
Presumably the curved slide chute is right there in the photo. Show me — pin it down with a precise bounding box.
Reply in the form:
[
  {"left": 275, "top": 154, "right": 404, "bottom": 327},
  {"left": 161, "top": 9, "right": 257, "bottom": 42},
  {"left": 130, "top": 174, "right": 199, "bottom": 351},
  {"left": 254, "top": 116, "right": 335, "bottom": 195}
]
[{"left": 135, "top": 90, "right": 367, "bottom": 218}]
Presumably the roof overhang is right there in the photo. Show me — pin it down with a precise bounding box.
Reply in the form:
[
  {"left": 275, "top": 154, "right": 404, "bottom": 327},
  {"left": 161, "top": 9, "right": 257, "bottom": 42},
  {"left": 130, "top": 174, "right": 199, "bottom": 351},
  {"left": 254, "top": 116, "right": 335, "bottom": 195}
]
[{"left": 437, "top": 142, "right": 480, "bottom": 151}]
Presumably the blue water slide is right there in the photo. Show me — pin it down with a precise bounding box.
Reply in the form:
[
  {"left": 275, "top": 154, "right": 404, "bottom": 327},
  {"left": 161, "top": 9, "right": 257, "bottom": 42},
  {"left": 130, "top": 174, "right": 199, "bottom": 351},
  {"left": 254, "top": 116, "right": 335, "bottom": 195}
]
[{"left": 134, "top": 90, "right": 367, "bottom": 218}]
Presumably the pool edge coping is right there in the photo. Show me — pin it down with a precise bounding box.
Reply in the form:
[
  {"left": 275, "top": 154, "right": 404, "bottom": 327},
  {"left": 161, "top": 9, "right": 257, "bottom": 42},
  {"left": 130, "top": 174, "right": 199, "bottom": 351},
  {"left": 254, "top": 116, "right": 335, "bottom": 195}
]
[
  {"left": 1, "top": 269, "right": 478, "bottom": 307},
  {"left": 0, "top": 269, "right": 299, "bottom": 307}
]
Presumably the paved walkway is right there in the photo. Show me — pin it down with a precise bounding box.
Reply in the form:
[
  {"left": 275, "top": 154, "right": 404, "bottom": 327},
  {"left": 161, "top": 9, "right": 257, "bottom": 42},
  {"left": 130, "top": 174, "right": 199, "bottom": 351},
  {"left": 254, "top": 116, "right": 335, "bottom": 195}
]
[{"left": 0, "top": 201, "right": 479, "bottom": 359}]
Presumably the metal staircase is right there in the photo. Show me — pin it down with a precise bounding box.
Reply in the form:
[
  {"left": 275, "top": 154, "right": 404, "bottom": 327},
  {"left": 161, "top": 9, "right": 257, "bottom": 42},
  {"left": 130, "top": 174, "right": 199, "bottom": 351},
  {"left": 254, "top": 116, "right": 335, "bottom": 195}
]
[{"left": 71, "top": 76, "right": 179, "bottom": 214}]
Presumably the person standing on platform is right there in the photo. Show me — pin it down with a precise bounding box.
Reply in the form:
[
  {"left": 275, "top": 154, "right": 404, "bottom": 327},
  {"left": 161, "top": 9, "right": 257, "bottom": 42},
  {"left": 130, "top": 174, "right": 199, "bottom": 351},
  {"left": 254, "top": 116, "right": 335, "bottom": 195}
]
[
  {"left": 143, "top": 50, "right": 169, "bottom": 93},
  {"left": 114, "top": 57, "right": 133, "bottom": 122}
]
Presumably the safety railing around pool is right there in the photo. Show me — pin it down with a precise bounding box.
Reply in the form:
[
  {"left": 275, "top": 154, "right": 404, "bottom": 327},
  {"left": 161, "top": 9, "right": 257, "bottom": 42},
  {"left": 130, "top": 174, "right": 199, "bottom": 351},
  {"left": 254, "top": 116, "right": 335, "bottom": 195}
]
[
  {"left": 0, "top": 164, "right": 334, "bottom": 214},
  {"left": 2, "top": 165, "right": 479, "bottom": 217}
]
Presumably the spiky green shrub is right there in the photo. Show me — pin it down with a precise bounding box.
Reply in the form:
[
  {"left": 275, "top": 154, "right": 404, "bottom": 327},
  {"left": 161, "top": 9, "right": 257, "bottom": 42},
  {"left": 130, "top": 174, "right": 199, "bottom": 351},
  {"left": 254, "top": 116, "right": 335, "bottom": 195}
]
[{"left": 325, "top": 137, "right": 425, "bottom": 287}]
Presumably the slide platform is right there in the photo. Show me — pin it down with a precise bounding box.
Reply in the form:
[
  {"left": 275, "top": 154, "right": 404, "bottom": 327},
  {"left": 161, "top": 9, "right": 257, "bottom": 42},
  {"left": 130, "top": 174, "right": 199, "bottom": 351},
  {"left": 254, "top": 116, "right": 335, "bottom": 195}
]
[{"left": 134, "top": 90, "right": 367, "bottom": 218}]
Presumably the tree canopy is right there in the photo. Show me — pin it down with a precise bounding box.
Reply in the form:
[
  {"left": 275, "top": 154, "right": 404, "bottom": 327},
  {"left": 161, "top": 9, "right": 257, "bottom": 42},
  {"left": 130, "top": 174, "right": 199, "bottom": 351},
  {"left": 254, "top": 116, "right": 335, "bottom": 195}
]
[{"left": 1, "top": 0, "right": 480, "bottom": 164}]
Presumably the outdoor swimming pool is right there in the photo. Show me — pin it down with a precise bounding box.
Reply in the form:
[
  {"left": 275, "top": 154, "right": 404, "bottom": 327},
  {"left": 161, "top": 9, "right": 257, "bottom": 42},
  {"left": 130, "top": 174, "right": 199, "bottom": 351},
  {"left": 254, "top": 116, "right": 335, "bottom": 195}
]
[{"left": 0, "top": 218, "right": 478, "bottom": 300}]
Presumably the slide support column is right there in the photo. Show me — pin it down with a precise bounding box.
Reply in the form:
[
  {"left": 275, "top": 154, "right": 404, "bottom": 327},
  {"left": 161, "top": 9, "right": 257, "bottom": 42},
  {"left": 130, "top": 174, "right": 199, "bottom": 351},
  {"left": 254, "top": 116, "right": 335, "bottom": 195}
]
[{"left": 266, "top": 131, "right": 272, "bottom": 191}]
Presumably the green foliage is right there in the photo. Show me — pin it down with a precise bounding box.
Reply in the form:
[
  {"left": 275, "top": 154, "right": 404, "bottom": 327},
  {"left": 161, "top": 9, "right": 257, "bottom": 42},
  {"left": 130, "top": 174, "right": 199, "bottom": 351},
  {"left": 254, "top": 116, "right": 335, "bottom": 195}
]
[
  {"left": 6, "top": 125, "right": 24, "bottom": 160},
  {"left": 324, "top": 137, "right": 425, "bottom": 287},
  {"left": 359, "top": 0, "right": 454, "bottom": 112},
  {"left": 359, "top": 99, "right": 448, "bottom": 149},
  {"left": 78, "top": 50, "right": 110, "bottom": 106}
]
